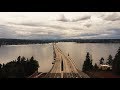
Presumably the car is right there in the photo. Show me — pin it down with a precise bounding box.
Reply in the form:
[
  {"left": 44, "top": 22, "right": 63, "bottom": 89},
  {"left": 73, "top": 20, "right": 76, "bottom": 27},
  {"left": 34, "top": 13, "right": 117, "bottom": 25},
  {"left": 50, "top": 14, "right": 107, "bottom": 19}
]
[{"left": 52, "top": 61, "right": 55, "bottom": 64}]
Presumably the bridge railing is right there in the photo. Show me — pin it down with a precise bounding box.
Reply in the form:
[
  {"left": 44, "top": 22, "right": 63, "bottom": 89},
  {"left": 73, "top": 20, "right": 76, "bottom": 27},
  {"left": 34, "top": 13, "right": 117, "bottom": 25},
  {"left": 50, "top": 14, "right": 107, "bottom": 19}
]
[{"left": 55, "top": 44, "right": 90, "bottom": 78}]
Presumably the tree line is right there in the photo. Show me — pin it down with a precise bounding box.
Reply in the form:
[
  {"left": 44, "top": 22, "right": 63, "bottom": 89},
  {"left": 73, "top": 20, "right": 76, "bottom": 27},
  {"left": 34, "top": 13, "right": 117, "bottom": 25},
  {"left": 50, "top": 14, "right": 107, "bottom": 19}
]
[
  {"left": 0, "top": 56, "right": 39, "bottom": 78},
  {"left": 0, "top": 39, "right": 59, "bottom": 45},
  {"left": 82, "top": 47, "right": 120, "bottom": 75},
  {"left": 1, "top": 39, "right": 120, "bottom": 45}
]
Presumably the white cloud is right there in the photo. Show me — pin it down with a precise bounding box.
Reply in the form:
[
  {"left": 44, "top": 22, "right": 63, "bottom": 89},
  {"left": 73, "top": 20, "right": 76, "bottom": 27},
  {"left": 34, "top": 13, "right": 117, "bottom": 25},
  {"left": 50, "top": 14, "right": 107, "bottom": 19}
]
[
  {"left": 103, "top": 12, "right": 120, "bottom": 21},
  {"left": 15, "top": 31, "right": 32, "bottom": 36},
  {"left": 0, "top": 12, "right": 120, "bottom": 39}
]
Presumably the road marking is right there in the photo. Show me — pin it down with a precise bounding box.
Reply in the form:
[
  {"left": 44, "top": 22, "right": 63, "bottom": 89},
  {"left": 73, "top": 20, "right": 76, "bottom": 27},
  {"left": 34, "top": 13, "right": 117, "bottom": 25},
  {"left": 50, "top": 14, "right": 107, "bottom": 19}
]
[{"left": 45, "top": 43, "right": 90, "bottom": 78}]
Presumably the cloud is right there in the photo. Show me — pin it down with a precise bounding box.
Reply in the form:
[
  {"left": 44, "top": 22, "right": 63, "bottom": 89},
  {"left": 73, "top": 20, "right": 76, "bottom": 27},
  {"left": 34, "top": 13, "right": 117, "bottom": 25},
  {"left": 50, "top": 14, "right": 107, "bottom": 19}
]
[
  {"left": 103, "top": 13, "right": 120, "bottom": 21},
  {"left": 8, "top": 22, "right": 41, "bottom": 27},
  {"left": 4, "top": 18, "right": 120, "bottom": 39},
  {"left": 7, "top": 21, "right": 84, "bottom": 31},
  {"left": 0, "top": 25, "right": 17, "bottom": 38},
  {"left": 84, "top": 27, "right": 120, "bottom": 39},
  {"left": 71, "top": 15, "right": 91, "bottom": 22},
  {"left": 80, "top": 33, "right": 100, "bottom": 37},
  {"left": 15, "top": 31, "right": 32, "bottom": 36},
  {"left": 56, "top": 14, "right": 69, "bottom": 22},
  {"left": 8, "top": 21, "right": 67, "bottom": 30},
  {"left": 106, "top": 28, "right": 120, "bottom": 36},
  {"left": 84, "top": 24, "right": 91, "bottom": 28},
  {"left": 55, "top": 14, "right": 91, "bottom": 22},
  {"left": 0, "top": 12, "right": 120, "bottom": 39}
]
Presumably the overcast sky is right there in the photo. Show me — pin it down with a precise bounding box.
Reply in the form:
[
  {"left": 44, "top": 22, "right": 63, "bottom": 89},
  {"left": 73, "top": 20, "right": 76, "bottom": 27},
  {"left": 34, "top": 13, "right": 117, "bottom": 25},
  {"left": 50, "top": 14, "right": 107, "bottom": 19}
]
[{"left": 0, "top": 12, "right": 120, "bottom": 39}]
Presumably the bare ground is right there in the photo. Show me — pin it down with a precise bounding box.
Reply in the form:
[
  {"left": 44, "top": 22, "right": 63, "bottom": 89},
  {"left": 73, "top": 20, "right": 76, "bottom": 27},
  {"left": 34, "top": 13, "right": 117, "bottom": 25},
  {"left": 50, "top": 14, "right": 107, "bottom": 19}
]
[{"left": 85, "top": 70, "right": 120, "bottom": 78}]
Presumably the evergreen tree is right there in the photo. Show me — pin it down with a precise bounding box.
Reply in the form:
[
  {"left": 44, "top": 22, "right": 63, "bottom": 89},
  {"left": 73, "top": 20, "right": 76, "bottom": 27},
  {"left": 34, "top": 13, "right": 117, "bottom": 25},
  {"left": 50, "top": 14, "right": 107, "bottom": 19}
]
[
  {"left": 0, "top": 56, "right": 39, "bottom": 78},
  {"left": 93, "top": 63, "right": 98, "bottom": 70},
  {"left": 2, "top": 63, "right": 5, "bottom": 67},
  {"left": 21, "top": 56, "right": 26, "bottom": 61},
  {"left": 99, "top": 57, "right": 104, "bottom": 64},
  {"left": 30, "top": 56, "right": 34, "bottom": 61},
  {"left": 0, "top": 64, "right": 2, "bottom": 69},
  {"left": 17, "top": 56, "right": 21, "bottom": 63},
  {"left": 113, "top": 47, "right": 120, "bottom": 74},
  {"left": 0, "top": 64, "right": 2, "bottom": 78},
  {"left": 82, "top": 52, "right": 93, "bottom": 71},
  {"left": 106, "top": 55, "right": 113, "bottom": 65}
]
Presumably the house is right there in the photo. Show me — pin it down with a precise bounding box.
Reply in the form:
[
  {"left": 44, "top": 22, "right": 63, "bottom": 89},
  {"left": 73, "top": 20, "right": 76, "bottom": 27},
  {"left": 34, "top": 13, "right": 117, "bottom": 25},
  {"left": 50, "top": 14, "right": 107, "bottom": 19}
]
[{"left": 98, "top": 64, "right": 112, "bottom": 71}]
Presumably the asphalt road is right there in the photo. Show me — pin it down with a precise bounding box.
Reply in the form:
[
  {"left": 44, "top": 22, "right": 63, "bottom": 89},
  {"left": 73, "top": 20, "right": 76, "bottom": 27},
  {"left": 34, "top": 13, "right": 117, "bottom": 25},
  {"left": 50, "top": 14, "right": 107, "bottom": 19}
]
[{"left": 45, "top": 43, "right": 90, "bottom": 78}]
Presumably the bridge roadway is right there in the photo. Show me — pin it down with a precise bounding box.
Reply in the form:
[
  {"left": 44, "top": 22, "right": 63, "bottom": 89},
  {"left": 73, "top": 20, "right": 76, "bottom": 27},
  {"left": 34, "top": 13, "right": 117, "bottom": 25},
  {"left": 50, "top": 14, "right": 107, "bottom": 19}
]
[{"left": 45, "top": 43, "right": 90, "bottom": 78}]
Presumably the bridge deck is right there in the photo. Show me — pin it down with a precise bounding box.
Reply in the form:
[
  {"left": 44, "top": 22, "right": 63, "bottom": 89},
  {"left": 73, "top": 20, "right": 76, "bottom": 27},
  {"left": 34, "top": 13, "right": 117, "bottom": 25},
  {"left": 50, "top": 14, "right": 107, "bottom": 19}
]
[{"left": 45, "top": 43, "right": 90, "bottom": 78}]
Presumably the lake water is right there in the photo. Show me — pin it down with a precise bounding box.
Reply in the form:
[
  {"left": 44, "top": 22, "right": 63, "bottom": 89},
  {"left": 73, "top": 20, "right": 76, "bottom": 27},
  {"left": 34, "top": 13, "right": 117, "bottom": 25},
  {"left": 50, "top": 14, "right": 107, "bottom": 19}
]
[{"left": 0, "top": 42, "right": 120, "bottom": 72}]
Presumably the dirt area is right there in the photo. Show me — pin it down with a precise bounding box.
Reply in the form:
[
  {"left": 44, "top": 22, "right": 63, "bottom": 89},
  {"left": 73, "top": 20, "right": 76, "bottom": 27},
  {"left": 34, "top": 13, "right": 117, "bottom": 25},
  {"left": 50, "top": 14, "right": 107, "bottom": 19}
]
[{"left": 85, "top": 70, "right": 120, "bottom": 78}]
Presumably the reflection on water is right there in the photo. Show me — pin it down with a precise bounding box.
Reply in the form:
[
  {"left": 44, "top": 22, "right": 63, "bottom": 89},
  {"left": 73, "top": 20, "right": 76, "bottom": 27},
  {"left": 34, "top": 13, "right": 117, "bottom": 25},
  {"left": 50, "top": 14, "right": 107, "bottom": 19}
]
[
  {"left": 0, "top": 42, "right": 120, "bottom": 72},
  {"left": 57, "top": 42, "right": 120, "bottom": 70},
  {"left": 0, "top": 44, "right": 53, "bottom": 72}
]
